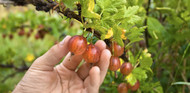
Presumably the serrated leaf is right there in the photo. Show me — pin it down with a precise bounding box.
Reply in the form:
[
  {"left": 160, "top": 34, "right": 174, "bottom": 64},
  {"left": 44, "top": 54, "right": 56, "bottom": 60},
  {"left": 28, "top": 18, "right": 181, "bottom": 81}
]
[
  {"left": 125, "top": 73, "right": 137, "bottom": 86},
  {"left": 61, "top": 0, "right": 79, "bottom": 9},
  {"left": 128, "top": 15, "right": 142, "bottom": 24},
  {"left": 128, "top": 51, "right": 135, "bottom": 65},
  {"left": 81, "top": 0, "right": 101, "bottom": 19},
  {"left": 132, "top": 68, "right": 148, "bottom": 81},
  {"left": 147, "top": 17, "right": 167, "bottom": 39},
  {"left": 112, "top": 6, "right": 126, "bottom": 20},
  {"left": 125, "top": 6, "right": 139, "bottom": 17},
  {"left": 139, "top": 50, "right": 153, "bottom": 68},
  {"left": 113, "top": 25, "right": 124, "bottom": 47}
]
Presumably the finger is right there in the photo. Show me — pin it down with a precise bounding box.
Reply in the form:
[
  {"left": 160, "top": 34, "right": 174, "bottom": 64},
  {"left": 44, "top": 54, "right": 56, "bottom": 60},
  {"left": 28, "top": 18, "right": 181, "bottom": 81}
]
[
  {"left": 77, "top": 62, "right": 91, "bottom": 80},
  {"left": 60, "top": 52, "right": 83, "bottom": 71},
  {"left": 31, "top": 36, "right": 71, "bottom": 71},
  {"left": 76, "top": 40, "right": 106, "bottom": 79},
  {"left": 95, "top": 49, "right": 111, "bottom": 84},
  {"left": 84, "top": 66, "right": 100, "bottom": 93},
  {"left": 95, "top": 40, "right": 106, "bottom": 52}
]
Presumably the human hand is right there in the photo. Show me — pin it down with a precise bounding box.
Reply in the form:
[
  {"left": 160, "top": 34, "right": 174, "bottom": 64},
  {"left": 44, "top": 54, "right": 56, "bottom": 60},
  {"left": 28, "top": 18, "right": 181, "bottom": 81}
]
[{"left": 13, "top": 36, "right": 111, "bottom": 93}]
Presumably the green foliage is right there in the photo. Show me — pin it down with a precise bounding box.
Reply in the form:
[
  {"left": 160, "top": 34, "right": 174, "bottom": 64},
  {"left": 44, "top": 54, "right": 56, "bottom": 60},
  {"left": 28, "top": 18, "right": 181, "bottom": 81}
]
[{"left": 1, "top": 0, "right": 190, "bottom": 93}]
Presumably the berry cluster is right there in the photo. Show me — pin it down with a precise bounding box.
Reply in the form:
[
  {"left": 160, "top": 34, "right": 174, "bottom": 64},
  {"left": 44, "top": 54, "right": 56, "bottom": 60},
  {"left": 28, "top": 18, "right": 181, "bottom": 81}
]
[
  {"left": 118, "top": 80, "right": 140, "bottom": 93},
  {"left": 107, "top": 42, "right": 140, "bottom": 92},
  {"left": 1, "top": 25, "right": 48, "bottom": 40},
  {"left": 68, "top": 35, "right": 141, "bottom": 92},
  {"left": 68, "top": 35, "right": 101, "bottom": 63}
]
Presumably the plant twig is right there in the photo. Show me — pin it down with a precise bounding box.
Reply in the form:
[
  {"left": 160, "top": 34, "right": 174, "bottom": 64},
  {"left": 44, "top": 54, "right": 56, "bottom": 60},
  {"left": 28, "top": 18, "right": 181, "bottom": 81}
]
[
  {"left": 0, "top": 64, "right": 29, "bottom": 71},
  {"left": 144, "top": 0, "right": 151, "bottom": 48}
]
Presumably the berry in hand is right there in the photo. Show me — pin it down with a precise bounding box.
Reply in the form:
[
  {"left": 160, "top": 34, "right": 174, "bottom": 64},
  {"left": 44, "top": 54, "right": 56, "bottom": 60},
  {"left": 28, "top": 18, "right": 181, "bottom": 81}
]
[
  {"left": 109, "top": 56, "right": 121, "bottom": 71},
  {"left": 117, "top": 83, "right": 128, "bottom": 93},
  {"left": 83, "top": 44, "right": 101, "bottom": 63},
  {"left": 111, "top": 42, "right": 124, "bottom": 57},
  {"left": 68, "top": 35, "right": 87, "bottom": 55},
  {"left": 120, "top": 62, "right": 133, "bottom": 75},
  {"left": 128, "top": 80, "right": 140, "bottom": 91}
]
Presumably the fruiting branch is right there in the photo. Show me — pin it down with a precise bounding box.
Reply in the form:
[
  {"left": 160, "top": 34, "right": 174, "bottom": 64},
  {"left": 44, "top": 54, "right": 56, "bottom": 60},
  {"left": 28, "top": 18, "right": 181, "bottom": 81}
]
[{"left": 1, "top": 0, "right": 128, "bottom": 62}]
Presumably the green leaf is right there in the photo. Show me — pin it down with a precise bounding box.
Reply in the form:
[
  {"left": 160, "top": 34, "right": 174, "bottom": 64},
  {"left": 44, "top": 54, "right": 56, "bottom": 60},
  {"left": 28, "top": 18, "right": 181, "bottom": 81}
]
[
  {"left": 147, "top": 17, "right": 167, "bottom": 40},
  {"left": 128, "top": 15, "right": 142, "bottom": 24},
  {"left": 128, "top": 51, "right": 135, "bottom": 65},
  {"left": 139, "top": 50, "right": 153, "bottom": 68},
  {"left": 61, "top": 0, "right": 79, "bottom": 9},
  {"left": 172, "top": 82, "right": 190, "bottom": 86},
  {"left": 112, "top": 25, "right": 124, "bottom": 47},
  {"left": 81, "top": 0, "right": 101, "bottom": 19},
  {"left": 125, "top": 27, "right": 145, "bottom": 47},
  {"left": 132, "top": 68, "right": 148, "bottom": 81},
  {"left": 126, "top": 73, "right": 137, "bottom": 86},
  {"left": 124, "top": 6, "right": 139, "bottom": 17}
]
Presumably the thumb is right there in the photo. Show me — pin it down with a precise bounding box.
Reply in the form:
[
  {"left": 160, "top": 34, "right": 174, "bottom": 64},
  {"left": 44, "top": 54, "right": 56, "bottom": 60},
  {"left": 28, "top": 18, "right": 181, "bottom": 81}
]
[
  {"left": 84, "top": 66, "right": 100, "bottom": 93},
  {"left": 30, "top": 36, "right": 71, "bottom": 71}
]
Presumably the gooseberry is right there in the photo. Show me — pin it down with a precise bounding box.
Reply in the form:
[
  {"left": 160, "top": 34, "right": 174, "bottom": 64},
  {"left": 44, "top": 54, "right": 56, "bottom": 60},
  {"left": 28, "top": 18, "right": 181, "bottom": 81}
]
[
  {"left": 83, "top": 44, "right": 100, "bottom": 63},
  {"left": 120, "top": 62, "right": 133, "bottom": 75},
  {"left": 111, "top": 42, "right": 124, "bottom": 57},
  {"left": 68, "top": 35, "right": 87, "bottom": 55},
  {"left": 109, "top": 56, "right": 121, "bottom": 71},
  {"left": 118, "top": 83, "right": 128, "bottom": 93}
]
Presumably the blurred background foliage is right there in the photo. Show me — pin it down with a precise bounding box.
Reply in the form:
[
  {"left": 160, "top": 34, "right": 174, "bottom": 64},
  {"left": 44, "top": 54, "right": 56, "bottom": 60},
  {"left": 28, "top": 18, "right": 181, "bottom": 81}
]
[{"left": 0, "top": 0, "right": 190, "bottom": 93}]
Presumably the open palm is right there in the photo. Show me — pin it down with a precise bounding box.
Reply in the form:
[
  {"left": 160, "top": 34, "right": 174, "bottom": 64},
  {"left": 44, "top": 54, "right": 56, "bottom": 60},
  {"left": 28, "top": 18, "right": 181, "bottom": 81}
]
[{"left": 13, "top": 36, "right": 111, "bottom": 93}]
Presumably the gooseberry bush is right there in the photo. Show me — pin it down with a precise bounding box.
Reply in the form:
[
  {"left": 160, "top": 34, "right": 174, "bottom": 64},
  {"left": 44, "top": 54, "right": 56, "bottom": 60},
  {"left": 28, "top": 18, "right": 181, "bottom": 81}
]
[
  {"left": 0, "top": 0, "right": 156, "bottom": 92},
  {"left": 2, "top": 0, "right": 190, "bottom": 93}
]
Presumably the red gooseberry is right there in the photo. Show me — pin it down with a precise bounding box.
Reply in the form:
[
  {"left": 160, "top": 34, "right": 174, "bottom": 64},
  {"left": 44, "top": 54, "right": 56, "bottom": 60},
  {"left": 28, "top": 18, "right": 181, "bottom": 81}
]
[
  {"left": 111, "top": 42, "right": 124, "bottom": 57},
  {"left": 68, "top": 35, "right": 87, "bottom": 55},
  {"left": 83, "top": 44, "right": 101, "bottom": 63},
  {"left": 120, "top": 62, "right": 133, "bottom": 76},
  {"left": 18, "top": 29, "right": 25, "bottom": 36},
  {"left": 128, "top": 80, "right": 140, "bottom": 91},
  {"left": 117, "top": 83, "right": 128, "bottom": 93},
  {"left": 109, "top": 56, "right": 121, "bottom": 71},
  {"left": 35, "top": 33, "right": 40, "bottom": 40}
]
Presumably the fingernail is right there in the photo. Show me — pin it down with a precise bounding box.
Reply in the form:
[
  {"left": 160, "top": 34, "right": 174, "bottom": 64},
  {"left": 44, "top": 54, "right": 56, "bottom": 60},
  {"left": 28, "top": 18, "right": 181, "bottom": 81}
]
[{"left": 59, "top": 36, "right": 69, "bottom": 46}]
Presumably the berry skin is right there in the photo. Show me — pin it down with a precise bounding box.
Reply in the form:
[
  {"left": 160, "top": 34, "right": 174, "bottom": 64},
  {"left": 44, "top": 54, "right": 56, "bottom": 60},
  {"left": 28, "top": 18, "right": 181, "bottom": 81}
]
[
  {"left": 68, "top": 35, "right": 87, "bottom": 55},
  {"left": 26, "top": 32, "right": 31, "bottom": 38},
  {"left": 2, "top": 34, "right": 7, "bottom": 38},
  {"left": 109, "top": 56, "right": 121, "bottom": 71},
  {"left": 9, "top": 34, "right": 13, "bottom": 40},
  {"left": 18, "top": 29, "right": 25, "bottom": 36},
  {"left": 83, "top": 44, "right": 101, "bottom": 63},
  {"left": 111, "top": 42, "right": 124, "bottom": 57},
  {"left": 120, "top": 62, "right": 133, "bottom": 75},
  {"left": 35, "top": 33, "right": 40, "bottom": 40},
  {"left": 139, "top": 40, "right": 145, "bottom": 48},
  {"left": 118, "top": 83, "right": 128, "bottom": 93},
  {"left": 128, "top": 80, "right": 140, "bottom": 91}
]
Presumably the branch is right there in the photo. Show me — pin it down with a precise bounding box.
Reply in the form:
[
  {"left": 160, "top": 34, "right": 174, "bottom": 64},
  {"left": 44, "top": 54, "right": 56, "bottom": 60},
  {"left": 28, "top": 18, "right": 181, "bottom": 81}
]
[
  {"left": 0, "top": 64, "right": 29, "bottom": 71},
  {"left": 144, "top": 0, "right": 151, "bottom": 48}
]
